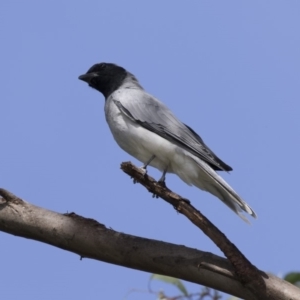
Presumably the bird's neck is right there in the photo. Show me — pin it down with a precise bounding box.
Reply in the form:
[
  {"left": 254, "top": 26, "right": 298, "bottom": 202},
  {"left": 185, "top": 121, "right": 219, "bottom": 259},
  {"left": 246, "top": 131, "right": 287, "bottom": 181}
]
[{"left": 121, "top": 73, "right": 144, "bottom": 90}]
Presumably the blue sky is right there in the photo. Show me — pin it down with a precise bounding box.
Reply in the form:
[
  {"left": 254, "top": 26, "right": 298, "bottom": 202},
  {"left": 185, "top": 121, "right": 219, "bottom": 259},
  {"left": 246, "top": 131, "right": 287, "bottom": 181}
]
[{"left": 1, "top": 1, "right": 300, "bottom": 299}]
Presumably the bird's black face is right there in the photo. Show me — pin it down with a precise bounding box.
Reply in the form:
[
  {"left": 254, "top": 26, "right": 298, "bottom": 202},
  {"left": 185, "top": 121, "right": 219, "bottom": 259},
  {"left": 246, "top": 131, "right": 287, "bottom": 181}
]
[{"left": 78, "top": 63, "right": 127, "bottom": 98}]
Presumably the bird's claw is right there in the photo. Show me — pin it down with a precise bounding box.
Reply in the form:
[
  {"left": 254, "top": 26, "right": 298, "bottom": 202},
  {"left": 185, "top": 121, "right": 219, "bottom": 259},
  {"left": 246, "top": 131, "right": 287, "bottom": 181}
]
[
  {"left": 157, "top": 180, "right": 167, "bottom": 188},
  {"left": 139, "top": 166, "right": 147, "bottom": 176},
  {"left": 131, "top": 166, "right": 147, "bottom": 184}
]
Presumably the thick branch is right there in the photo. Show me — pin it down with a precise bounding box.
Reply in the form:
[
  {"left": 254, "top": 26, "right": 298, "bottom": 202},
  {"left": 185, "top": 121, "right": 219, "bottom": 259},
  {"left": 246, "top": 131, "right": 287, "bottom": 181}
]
[{"left": 0, "top": 188, "right": 299, "bottom": 300}]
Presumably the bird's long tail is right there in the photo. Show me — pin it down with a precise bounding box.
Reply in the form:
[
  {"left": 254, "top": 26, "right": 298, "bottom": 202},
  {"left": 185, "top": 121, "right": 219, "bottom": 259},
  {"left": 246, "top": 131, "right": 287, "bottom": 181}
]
[{"left": 184, "top": 156, "right": 257, "bottom": 223}]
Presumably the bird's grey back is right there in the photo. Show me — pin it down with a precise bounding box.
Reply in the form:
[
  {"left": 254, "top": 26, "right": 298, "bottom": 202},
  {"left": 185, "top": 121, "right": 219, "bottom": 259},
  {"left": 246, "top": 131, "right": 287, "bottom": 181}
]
[{"left": 110, "top": 86, "right": 232, "bottom": 172}]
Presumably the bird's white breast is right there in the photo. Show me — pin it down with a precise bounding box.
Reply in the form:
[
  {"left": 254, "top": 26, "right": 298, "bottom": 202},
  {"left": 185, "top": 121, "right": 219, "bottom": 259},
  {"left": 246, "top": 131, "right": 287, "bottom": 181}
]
[{"left": 105, "top": 97, "right": 181, "bottom": 173}]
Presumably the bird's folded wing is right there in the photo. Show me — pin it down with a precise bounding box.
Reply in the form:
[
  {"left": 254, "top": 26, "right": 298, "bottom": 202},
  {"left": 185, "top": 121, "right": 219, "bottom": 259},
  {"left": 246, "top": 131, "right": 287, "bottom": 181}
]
[{"left": 112, "top": 90, "right": 232, "bottom": 172}]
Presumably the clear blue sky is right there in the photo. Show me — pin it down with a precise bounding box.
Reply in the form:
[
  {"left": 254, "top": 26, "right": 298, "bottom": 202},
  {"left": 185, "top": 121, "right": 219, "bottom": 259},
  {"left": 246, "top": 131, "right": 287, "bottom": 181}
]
[{"left": 1, "top": 1, "right": 299, "bottom": 299}]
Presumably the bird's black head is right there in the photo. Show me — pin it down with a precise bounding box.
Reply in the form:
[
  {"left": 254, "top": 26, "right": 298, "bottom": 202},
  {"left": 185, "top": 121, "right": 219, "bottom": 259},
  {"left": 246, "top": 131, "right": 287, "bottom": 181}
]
[{"left": 78, "top": 63, "right": 127, "bottom": 98}]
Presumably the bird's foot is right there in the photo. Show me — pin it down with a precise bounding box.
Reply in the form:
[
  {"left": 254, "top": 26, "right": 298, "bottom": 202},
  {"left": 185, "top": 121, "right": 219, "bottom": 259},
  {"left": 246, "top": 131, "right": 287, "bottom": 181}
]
[
  {"left": 132, "top": 166, "right": 147, "bottom": 184},
  {"left": 152, "top": 179, "right": 168, "bottom": 197},
  {"left": 139, "top": 166, "right": 147, "bottom": 175},
  {"left": 152, "top": 173, "right": 168, "bottom": 197},
  {"left": 132, "top": 155, "right": 156, "bottom": 184},
  {"left": 157, "top": 169, "right": 167, "bottom": 188},
  {"left": 157, "top": 180, "right": 167, "bottom": 188}
]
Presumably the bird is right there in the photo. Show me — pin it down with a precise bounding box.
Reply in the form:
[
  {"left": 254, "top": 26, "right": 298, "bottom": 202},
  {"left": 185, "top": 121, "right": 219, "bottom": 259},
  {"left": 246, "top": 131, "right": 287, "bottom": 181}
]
[{"left": 78, "top": 62, "right": 257, "bottom": 222}]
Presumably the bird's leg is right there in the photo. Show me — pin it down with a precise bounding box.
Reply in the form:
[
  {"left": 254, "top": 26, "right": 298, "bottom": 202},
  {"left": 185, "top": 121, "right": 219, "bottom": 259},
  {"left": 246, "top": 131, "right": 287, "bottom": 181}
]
[
  {"left": 158, "top": 169, "right": 167, "bottom": 187},
  {"left": 133, "top": 155, "right": 156, "bottom": 184},
  {"left": 152, "top": 169, "right": 168, "bottom": 198},
  {"left": 140, "top": 155, "right": 156, "bottom": 174}
]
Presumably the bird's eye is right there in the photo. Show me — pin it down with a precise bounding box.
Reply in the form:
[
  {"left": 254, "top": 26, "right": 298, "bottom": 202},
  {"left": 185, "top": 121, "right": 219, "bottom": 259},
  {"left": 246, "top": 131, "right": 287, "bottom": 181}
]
[{"left": 99, "top": 63, "right": 106, "bottom": 70}]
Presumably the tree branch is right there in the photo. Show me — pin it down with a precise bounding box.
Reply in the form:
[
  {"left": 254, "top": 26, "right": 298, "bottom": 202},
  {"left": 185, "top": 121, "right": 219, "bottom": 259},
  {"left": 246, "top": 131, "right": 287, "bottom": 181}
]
[
  {"left": 0, "top": 186, "right": 298, "bottom": 300},
  {"left": 120, "top": 162, "right": 300, "bottom": 300}
]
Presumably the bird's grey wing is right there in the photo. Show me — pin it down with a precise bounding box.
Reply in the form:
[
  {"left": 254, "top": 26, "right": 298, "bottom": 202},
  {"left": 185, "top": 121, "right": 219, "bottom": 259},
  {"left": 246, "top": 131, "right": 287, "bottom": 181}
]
[{"left": 112, "top": 91, "right": 232, "bottom": 171}]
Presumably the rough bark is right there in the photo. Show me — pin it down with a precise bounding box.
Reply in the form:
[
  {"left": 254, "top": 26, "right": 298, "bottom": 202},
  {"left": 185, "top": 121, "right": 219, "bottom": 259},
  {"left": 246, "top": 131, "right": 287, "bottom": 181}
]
[
  {"left": 121, "top": 162, "right": 266, "bottom": 298},
  {"left": 0, "top": 175, "right": 299, "bottom": 300}
]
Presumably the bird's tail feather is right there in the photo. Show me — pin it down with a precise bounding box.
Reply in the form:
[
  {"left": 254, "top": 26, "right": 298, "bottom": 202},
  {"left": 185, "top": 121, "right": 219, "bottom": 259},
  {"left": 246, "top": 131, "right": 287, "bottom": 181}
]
[{"left": 188, "top": 156, "right": 257, "bottom": 223}]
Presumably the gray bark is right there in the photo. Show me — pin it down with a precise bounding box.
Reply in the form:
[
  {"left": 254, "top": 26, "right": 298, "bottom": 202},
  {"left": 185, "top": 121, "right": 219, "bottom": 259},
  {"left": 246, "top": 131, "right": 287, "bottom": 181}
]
[{"left": 0, "top": 189, "right": 299, "bottom": 300}]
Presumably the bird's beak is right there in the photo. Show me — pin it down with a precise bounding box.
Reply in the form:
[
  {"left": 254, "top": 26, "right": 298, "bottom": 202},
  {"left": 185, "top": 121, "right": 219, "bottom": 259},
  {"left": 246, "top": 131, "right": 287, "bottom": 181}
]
[{"left": 78, "top": 72, "right": 98, "bottom": 83}]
